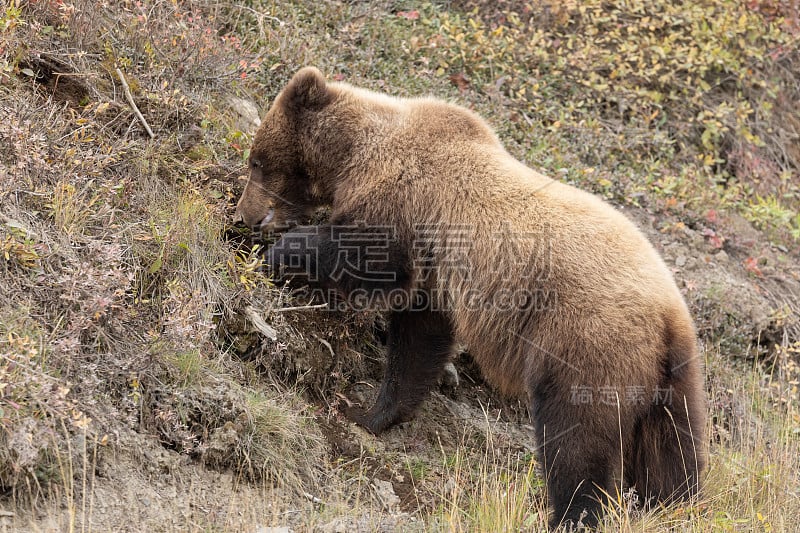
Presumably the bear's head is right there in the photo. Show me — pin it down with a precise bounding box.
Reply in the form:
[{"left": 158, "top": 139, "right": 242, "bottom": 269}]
[{"left": 234, "top": 67, "right": 340, "bottom": 230}]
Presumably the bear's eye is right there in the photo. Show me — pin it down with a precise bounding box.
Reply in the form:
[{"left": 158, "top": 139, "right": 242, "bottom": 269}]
[{"left": 250, "top": 159, "right": 262, "bottom": 169}]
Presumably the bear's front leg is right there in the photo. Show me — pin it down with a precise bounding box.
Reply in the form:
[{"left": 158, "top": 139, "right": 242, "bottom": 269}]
[
  {"left": 356, "top": 308, "right": 454, "bottom": 434},
  {"left": 264, "top": 224, "right": 454, "bottom": 433},
  {"left": 264, "top": 223, "right": 413, "bottom": 300}
]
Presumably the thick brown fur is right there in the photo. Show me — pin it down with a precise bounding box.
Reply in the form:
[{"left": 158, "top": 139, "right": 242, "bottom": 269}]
[{"left": 235, "top": 67, "right": 708, "bottom": 529}]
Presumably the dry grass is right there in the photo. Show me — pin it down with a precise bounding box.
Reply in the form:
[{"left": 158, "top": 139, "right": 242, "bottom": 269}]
[
  {"left": 430, "top": 346, "right": 800, "bottom": 532},
  {"left": 434, "top": 415, "right": 547, "bottom": 531}
]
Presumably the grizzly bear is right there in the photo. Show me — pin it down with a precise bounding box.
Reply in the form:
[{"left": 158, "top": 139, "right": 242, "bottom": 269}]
[{"left": 234, "top": 67, "right": 707, "bottom": 529}]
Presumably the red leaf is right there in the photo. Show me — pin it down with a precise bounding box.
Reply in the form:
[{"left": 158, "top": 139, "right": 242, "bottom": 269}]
[
  {"left": 333, "top": 73, "right": 346, "bottom": 82},
  {"left": 743, "top": 257, "right": 763, "bottom": 277},
  {"left": 708, "top": 234, "right": 724, "bottom": 249},
  {"left": 700, "top": 227, "right": 724, "bottom": 248},
  {"left": 397, "top": 10, "right": 419, "bottom": 20},
  {"left": 705, "top": 209, "right": 718, "bottom": 224},
  {"left": 449, "top": 72, "right": 470, "bottom": 93}
]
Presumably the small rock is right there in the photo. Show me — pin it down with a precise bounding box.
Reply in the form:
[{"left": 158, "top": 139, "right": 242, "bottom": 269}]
[
  {"left": 318, "top": 517, "right": 349, "bottom": 533},
  {"left": 227, "top": 96, "right": 262, "bottom": 134},
  {"left": 372, "top": 479, "right": 400, "bottom": 511},
  {"left": 683, "top": 227, "right": 705, "bottom": 248},
  {"left": 256, "top": 527, "right": 293, "bottom": 533},
  {"left": 714, "top": 250, "right": 729, "bottom": 263},
  {"left": 202, "top": 422, "right": 239, "bottom": 467},
  {"left": 177, "top": 125, "right": 204, "bottom": 151},
  {"left": 629, "top": 191, "right": 647, "bottom": 206},
  {"left": 675, "top": 255, "right": 687, "bottom": 268},
  {"left": 440, "top": 361, "right": 459, "bottom": 388},
  {"left": 443, "top": 477, "right": 456, "bottom": 495}
]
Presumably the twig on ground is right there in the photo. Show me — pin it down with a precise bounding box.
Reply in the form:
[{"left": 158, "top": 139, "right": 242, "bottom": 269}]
[
  {"left": 244, "top": 305, "right": 278, "bottom": 341},
  {"left": 115, "top": 67, "right": 154, "bottom": 139},
  {"left": 303, "top": 492, "right": 322, "bottom": 504},
  {"left": 312, "top": 334, "right": 335, "bottom": 357},
  {"left": 270, "top": 303, "right": 329, "bottom": 313}
]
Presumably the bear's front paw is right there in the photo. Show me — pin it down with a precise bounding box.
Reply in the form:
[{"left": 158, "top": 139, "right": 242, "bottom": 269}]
[
  {"left": 263, "top": 230, "right": 321, "bottom": 282},
  {"left": 345, "top": 405, "right": 400, "bottom": 435}
]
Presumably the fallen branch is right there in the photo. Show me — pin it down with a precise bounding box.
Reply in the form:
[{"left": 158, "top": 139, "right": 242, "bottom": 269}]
[
  {"left": 244, "top": 305, "right": 277, "bottom": 341},
  {"left": 312, "top": 334, "right": 335, "bottom": 357},
  {"left": 115, "top": 67, "right": 154, "bottom": 139},
  {"left": 270, "top": 302, "right": 329, "bottom": 313},
  {"left": 303, "top": 492, "right": 322, "bottom": 504}
]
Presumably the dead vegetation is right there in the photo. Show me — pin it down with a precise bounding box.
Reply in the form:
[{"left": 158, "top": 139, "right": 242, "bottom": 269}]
[
  {"left": 0, "top": 0, "right": 799, "bottom": 531},
  {"left": 0, "top": 0, "right": 370, "bottom": 512}
]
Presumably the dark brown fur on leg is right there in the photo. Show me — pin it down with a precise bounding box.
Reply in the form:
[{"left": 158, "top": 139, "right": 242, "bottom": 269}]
[
  {"left": 532, "top": 377, "right": 626, "bottom": 530},
  {"left": 356, "top": 309, "right": 454, "bottom": 434},
  {"left": 626, "top": 325, "right": 707, "bottom": 508}
]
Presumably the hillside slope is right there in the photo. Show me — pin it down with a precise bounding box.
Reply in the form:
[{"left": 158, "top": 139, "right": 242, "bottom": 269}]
[{"left": 1, "top": 1, "right": 799, "bottom": 531}]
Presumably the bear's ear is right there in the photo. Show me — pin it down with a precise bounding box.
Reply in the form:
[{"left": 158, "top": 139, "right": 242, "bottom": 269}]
[{"left": 282, "top": 67, "right": 332, "bottom": 113}]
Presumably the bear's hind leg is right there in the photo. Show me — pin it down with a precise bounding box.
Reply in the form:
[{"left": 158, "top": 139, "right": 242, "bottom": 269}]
[
  {"left": 532, "top": 381, "right": 626, "bottom": 529},
  {"left": 355, "top": 309, "right": 454, "bottom": 434}
]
